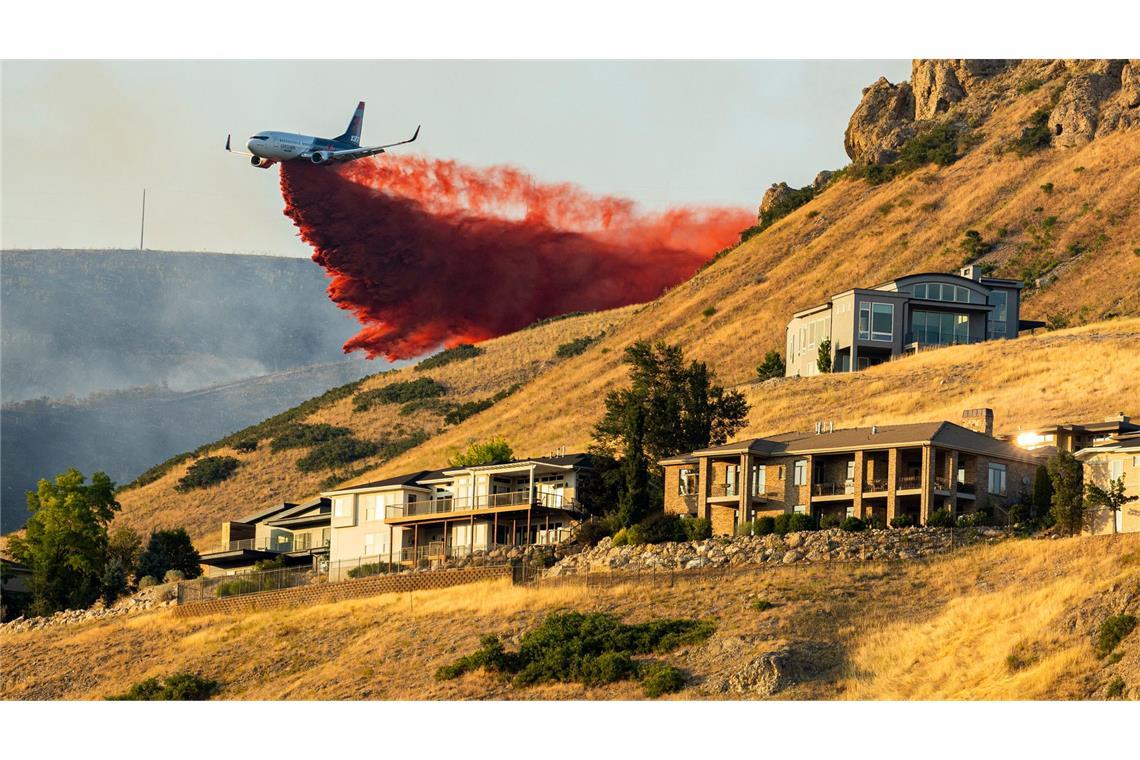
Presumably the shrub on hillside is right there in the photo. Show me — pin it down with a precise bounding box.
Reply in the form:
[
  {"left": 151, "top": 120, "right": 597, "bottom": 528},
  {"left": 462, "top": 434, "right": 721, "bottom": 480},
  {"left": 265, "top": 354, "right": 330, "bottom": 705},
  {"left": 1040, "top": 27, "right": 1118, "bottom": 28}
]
[
  {"left": 926, "top": 508, "right": 955, "bottom": 528},
  {"left": 774, "top": 513, "right": 817, "bottom": 535},
  {"left": 442, "top": 383, "right": 522, "bottom": 426},
  {"left": 637, "top": 513, "right": 684, "bottom": 544},
  {"left": 575, "top": 518, "right": 615, "bottom": 547},
  {"left": 739, "top": 516, "right": 776, "bottom": 536},
  {"left": 137, "top": 575, "right": 158, "bottom": 589},
  {"left": 956, "top": 511, "right": 990, "bottom": 527},
  {"left": 434, "top": 612, "right": 712, "bottom": 699},
  {"left": 296, "top": 437, "right": 381, "bottom": 473},
  {"left": 232, "top": 438, "right": 258, "bottom": 453},
  {"left": 641, "top": 662, "right": 687, "bottom": 698},
  {"left": 1096, "top": 614, "right": 1137, "bottom": 658},
  {"left": 447, "top": 437, "right": 513, "bottom": 467},
  {"left": 756, "top": 350, "right": 785, "bottom": 381},
  {"left": 679, "top": 516, "right": 712, "bottom": 541},
  {"left": 138, "top": 528, "right": 202, "bottom": 581},
  {"left": 353, "top": 377, "right": 448, "bottom": 412},
  {"left": 890, "top": 515, "right": 916, "bottom": 529},
  {"left": 216, "top": 577, "right": 261, "bottom": 597},
  {"left": 175, "top": 456, "right": 240, "bottom": 492},
  {"left": 415, "top": 343, "right": 483, "bottom": 371},
  {"left": 555, "top": 334, "right": 602, "bottom": 359},
  {"left": 840, "top": 517, "right": 867, "bottom": 532},
  {"left": 163, "top": 569, "right": 185, "bottom": 584},
  {"left": 269, "top": 422, "right": 351, "bottom": 452},
  {"left": 106, "top": 672, "right": 219, "bottom": 701},
  {"left": 1011, "top": 109, "right": 1052, "bottom": 156}
]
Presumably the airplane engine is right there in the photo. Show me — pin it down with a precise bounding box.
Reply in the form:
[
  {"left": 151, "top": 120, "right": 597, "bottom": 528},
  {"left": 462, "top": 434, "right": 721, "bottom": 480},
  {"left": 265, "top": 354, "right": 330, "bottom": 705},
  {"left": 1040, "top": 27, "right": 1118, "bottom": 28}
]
[
  {"left": 250, "top": 156, "right": 275, "bottom": 169},
  {"left": 310, "top": 152, "right": 329, "bottom": 165}
]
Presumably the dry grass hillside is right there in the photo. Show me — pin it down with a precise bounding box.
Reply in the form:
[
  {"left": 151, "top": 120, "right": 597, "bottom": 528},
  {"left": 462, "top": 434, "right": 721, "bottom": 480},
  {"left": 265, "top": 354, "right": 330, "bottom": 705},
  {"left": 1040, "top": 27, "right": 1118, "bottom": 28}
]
[
  {"left": 2, "top": 534, "right": 1137, "bottom": 700},
  {"left": 112, "top": 60, "right": 1140, "bottom": 548}
]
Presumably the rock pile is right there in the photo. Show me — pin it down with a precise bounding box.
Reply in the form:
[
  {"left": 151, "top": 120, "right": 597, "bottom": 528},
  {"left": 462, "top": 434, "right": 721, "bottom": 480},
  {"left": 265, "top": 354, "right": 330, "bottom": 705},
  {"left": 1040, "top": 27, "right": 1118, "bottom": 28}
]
[
  {"left": 0, "top": 581, "right": 178, "bottom": 634},
  {"left": 545, "top": 527, "right": 1007, "bottom": 576}
]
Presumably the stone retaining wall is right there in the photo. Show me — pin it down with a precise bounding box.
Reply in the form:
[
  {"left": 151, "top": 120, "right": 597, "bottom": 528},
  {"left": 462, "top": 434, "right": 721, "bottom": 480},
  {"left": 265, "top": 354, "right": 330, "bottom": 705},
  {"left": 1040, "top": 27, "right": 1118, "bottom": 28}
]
[
  {"left": 546, "top": 527, "right": 1008, "bottom": 576},
  {"left": 171, "top": 565, "right": 513, "bottom": 618}
]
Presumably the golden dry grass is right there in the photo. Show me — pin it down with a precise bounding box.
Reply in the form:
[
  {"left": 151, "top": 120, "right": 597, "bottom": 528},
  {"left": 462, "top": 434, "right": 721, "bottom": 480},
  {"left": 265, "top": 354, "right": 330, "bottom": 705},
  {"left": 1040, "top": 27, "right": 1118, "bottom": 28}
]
[
  {"left": 3, "top": 534, "right": 1138, "bottom": 700},
  {"left": 113, "top": 62, "right": 1140, "bottom": 547}
]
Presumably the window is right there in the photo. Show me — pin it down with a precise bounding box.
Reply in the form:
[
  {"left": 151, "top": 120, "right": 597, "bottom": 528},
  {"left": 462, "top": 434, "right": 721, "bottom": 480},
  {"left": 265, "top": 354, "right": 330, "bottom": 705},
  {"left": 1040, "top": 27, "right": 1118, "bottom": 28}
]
[
  {"left": 988, "top": 291, "right": 1009, "bottom": 338},
  {"left": 912, "top": 310, "right": 970, "bottom": 346},
  {"left": 1110, "top": 460, "right": 1124, "bottom": 481},
  {"left": 860, "top": 302, "right": 895, "bottom": 341},
  {"left": 333, "top": 496, "right": 351, "bottom": 517},
  {"left": 725, "top": 464, "right": 739, "bottom": 496},
  {"left": 752, "top": 464, "right": 766, "bottom": 494},
  {"left": 793, "top": 460, "right": 807, "bottom": 486},
  {"left": 987, "top": 463, "right": 1007, "bottom": 496},
  {"left": 678, "top": 467, "right": 698, "bottom": 496}
]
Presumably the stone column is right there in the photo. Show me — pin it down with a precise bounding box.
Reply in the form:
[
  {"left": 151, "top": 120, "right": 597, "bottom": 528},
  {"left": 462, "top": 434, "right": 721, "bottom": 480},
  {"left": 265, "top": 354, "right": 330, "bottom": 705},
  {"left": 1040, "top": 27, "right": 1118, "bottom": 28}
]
[
  {"left": 697, "top": 456, "right": 711, "bottom": 520},
  {"left": 886, "top": 448, "right": 899, "bottom": 524},
  {"left": 920, "top": 445, "right": 935, "bottom": 525},
  {"left": 947, "top": 449, "right": 959, "bottom": 517},
  {"left": 852, "top": 451, "right": 865, "bottom": 519}
]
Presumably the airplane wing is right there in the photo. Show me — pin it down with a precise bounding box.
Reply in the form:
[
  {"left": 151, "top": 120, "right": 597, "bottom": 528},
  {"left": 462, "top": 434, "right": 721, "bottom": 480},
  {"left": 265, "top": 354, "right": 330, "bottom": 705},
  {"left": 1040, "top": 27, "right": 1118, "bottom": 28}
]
[
  {"left": 225, "top": 134, "right": 254, "bottom": 157},
  {"left": 314, "top": 125, "right": 420, "bottom": 162}
]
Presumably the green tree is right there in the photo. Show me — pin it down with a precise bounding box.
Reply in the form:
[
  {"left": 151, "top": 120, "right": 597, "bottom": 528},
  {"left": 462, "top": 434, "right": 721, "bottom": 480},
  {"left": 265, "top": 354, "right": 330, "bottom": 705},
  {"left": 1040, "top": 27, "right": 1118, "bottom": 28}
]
[
  {"left": 107, "top": 526, "right": 143, "bottom": 578},
  {"left": 591, "top": 341, "right": 749, "bottom": 522},
  {"left": 7, "top": 469, "right": 120, "bottom": 615},
  {"left": 615, "top": 406, "right": 650, "bottom": 527},
  {"left": 137, "top": 528, "right": 202, "bottom": 581},
  {"left": 1047, "top": 450, "right": 1084, "bottom": 536},
  {"left": 101, "top": 558, "right": 129, "bottom": 605},
  {"left": 1032, "top": 464, "right": 1053, "bottom": 520},
  {"left": 447, "top": 437, "right": 514, "bottom": 467},
  {"left": 1085, "top": 477, "right": 1138, "bottom": 534},
  {"left": 816, "top": 339, "right": 833, "bottom": 374},
  {"left": 755, "top": 350, "right": 785, "bottom": 381}
]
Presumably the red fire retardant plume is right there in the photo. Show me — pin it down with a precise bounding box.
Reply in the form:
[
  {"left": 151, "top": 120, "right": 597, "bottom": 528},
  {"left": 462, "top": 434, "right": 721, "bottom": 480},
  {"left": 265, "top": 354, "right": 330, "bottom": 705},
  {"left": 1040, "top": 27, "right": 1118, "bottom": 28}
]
[{"left": 280, "top": 156, "right": 753, "bottom": 360}]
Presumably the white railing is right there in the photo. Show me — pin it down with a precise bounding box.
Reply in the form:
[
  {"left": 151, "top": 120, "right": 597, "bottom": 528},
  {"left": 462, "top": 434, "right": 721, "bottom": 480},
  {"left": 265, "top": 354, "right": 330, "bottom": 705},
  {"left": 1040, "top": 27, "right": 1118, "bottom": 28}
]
[{"left": 385, "top": 490, "right": 575, "bottom": 519}]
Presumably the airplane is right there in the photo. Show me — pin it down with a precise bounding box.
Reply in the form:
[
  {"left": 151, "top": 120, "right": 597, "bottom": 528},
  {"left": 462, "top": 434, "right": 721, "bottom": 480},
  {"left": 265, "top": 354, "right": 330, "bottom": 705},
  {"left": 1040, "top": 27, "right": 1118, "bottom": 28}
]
[{"left": 225, "top": 101, "right": 419, "bottom": 169}]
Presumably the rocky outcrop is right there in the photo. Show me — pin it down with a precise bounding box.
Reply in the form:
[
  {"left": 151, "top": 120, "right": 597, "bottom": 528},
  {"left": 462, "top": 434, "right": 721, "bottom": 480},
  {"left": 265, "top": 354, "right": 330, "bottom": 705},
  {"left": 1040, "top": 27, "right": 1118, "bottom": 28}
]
[
  {"left": 912, "top": 60, "right": 967, "bottom": 120},
  {"left": 844, "top": 77, "right": 916, "bottom": 164},
  {"left": 1119, "top": 61, "right": 1140, "bottom": 109},
  {"left": 811, "top": 170, "right": 834, "bottom": 190},
  {"left": 1049, "top": 72, "right": 1119, "bottom": 147},
  {"left": 757, "top": 182, "right": 795, "bottom": 223},
  {"left": 545, "top": 527, "right": 1008, "bottom": 576}
]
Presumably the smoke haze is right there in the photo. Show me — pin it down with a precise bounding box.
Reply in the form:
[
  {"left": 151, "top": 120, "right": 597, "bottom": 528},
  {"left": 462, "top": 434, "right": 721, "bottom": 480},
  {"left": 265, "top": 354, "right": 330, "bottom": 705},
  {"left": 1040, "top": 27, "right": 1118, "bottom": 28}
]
[{"left": 281, "top": 157, "right": 753, "bottom": 359}]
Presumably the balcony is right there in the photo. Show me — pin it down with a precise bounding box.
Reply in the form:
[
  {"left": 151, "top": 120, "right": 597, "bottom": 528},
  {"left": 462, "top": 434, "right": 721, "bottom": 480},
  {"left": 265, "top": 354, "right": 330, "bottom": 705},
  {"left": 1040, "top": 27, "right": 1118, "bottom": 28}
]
[
  {"left": 222, "top": 534, "right": 329, "bottom": 553},
  {"left": 897, "top": 475, "right": 923, "bottom": 490},
  {"left": 385, "top": 489, "right": 578, "bottom": 521},
  {"left": 864, "top": 478, "right": 889, "bottom": 492},
  {"left": 812, "top": 481, "right": 854, "bottom": 497},
  {"left": 934, "top": 476, "right": 952, "bottom": 492},
  {"left": 956, "top": 481, "right": 977, "bottom": 497},
  {"left": 708, "top": 482, "right": 739, "bottom": 498}
]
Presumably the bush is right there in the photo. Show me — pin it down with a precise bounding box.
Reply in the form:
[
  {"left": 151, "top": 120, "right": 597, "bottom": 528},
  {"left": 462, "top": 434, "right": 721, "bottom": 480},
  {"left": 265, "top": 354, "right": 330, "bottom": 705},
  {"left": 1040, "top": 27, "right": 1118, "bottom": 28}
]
[
  {"left": 1105, "top": 677, "right": 1127, "bottom": 699},
  {"left": 956, "top": 511, "right": 990, "bottom": 527},
  {"left": 1011, "top": 109, "right": 1052, "bottom": 157},
  {"left": 576, "top": 518, "right": 615, "bottom": 546},
  {"left": 773, "top": 513, "right": 794, "bottom": 535},
  {"left": 448, "top": 437, "right": 513, "bottom": 467},
  {"left": 269, "top": 422, "right": 351, "bottom": 452},
  {"left": 839, "top": 517, "right": 867, "bottom": 532},
  {"left": 162, "top": 569, "right": 185, "bottom": 584},
  {"left": 442, "top": 383, "right": 522, "bottom": 425},
  {"left": 296, "top": 437, "right": 381, "bottom": 473},
  {"left": 353, "top": 377, "right": 449, "bottom": 412},
  {"left": 926, "top": 508, "right": 955, "bottom": 528},
  {"left": 866, "top": 515, "right": 886, "bottom": 529},
  {"left": 637, "top": 513, "right": 684, "bottom": 544},
  {"left": 641, "top": 662, "right": 686, "bottom": 698},
  {"left": 757, "top": 185, "right": 816, "bottom": 231},
  {"left": 415, "top": 343, "right": 483, "bottom": 371},
  {"left": 216, "top": 578, "right": 261, "bottom": 597},
  {"left": 788, "top": 513, "right": 817, "bottom": 532},
  {"left": 679, "top": 516, "right": 712, "bottom": 542},
  {"left": 435, "top": 612, "right": 713, "bottom": 697},
  {"left": 346, "top": 562, "right": 398, "bottom": 579},
  {"left": 820, "top": 514, "right": 843, "bottom": 529},
  {"left": 890, "top": 514, "right": 916, "bottom": 529},
  {"left": 107, "top": 672, "right": 219, "bottom": 701},
  {"left": 1096, "top": 614, "right": 1137, "bottom": 658},
  {"left": 751, "top": 599, "right": 776, "bottom": 612},
  {"left": 611, "top": 526, "right": 640, "bottom": 547},
  {"left": 850, "top": 122, "right": 966, "bottom": 185},
  {"left": 749, "top": 516, "right": 776, "bottom": 535},
  {"left": 232, "top": 438, "right": 258, "bottom": 453},
  {"left": 137, "top": 575, "right": 158, "bottom": 589},
  {"left": 138, "top": 528, "right": 202, "bottom": 581},
  {"left": 556, "top": 334, "right": 602, "bottom": 359},
  {"left": 756, "top": 350, "right": 786, "bottom": 381},
  {"left": 175, "top": 455, "right": 240, "bottom": 492}
]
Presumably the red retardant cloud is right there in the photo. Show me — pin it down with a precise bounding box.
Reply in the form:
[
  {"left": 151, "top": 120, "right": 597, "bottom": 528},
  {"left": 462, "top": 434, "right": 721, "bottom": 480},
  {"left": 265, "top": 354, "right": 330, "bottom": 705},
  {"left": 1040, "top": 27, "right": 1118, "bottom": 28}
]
[{"left": 280, "top": 156, "right": 753, "bottom": 360}]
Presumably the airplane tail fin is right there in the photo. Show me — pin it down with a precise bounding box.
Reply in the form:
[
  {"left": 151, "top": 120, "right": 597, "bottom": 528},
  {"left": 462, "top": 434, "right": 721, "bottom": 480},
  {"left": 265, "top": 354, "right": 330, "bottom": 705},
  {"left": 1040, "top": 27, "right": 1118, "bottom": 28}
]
[{"left": 336, "top": 101, "right": 365, "bottom": 146}]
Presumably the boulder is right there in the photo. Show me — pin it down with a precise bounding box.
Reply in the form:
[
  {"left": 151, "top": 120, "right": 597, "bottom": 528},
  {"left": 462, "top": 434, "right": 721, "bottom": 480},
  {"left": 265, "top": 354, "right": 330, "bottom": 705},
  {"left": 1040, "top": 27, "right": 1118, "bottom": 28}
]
[
  {"left": 912, "top": 60, "right": 967, "bottom": 120},
  {"left": 844, "top": 77, "right": 916, "bottom": 164},
  {"left": 1118, "top": 61, "right": 1140, "bottom": 109},
  {"left": 811, "top": 170, "right": 834, "bottom": 190},
  {"left": 1049, "top": 71, "right": 1126, "bottom": 147},
  {"left": 758, "top": 182, "right": 795, "bottom": 222},
  {"left": 723, "top": 642, "right": 830, "bottom": 696},
  {"left": 781, "top": 550, "right": 803, "bottom": 564}
]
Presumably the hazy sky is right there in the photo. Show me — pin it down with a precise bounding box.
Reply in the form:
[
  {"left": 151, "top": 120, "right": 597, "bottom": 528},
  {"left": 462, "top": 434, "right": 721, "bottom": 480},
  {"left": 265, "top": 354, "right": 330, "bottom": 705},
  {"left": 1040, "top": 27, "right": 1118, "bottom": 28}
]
[{"left": 1, "top": 60, "right": 908, "bottom": 257}]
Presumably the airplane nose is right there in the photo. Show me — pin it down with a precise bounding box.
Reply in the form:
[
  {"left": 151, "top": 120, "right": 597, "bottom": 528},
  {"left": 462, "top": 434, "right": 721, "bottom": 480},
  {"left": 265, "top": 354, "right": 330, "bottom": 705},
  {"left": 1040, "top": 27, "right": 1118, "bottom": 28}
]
[{"left": 246, "top": 138, "right": 257, "bottom": 153}]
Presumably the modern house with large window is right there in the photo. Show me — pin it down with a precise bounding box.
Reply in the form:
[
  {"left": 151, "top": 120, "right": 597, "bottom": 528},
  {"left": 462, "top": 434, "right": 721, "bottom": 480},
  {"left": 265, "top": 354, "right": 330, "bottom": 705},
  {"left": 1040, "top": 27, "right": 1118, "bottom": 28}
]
[
  {"left": 785, "top": 265, "right": 1024, "bottom": 376},
  {"left": 1004, "top": 412, "right": 1140, "bottom": 453},
  {"left": 660, "top": 409, "right": 1041, "bottom": 536},
  {"left": 199, "top": 497, "right": 332, "bottom": 577}
]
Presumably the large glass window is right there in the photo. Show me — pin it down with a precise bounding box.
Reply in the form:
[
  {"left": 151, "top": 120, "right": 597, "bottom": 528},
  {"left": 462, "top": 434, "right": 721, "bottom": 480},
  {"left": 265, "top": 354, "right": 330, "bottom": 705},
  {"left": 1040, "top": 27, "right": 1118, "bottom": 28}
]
[
  {"left": 912, "top": 310, "right": 970, "bottom": 345},
  {"left": 987, "top": 463, "right": 1007, "bottom": 496},
  {"left": 679, "top": 467, "right": 698, "bottom": 496},
  {"left": 793, "top": 460, "right": 807, "bottom": 486},
  {"left": 752, "top": 464, "right": 766, "bottom": 495},
  {"left": 871, "top": 303, "right": 894, "bottom": 341},
  {"left": 988, "top": 291, "right": 1009, "bottom": 338}
]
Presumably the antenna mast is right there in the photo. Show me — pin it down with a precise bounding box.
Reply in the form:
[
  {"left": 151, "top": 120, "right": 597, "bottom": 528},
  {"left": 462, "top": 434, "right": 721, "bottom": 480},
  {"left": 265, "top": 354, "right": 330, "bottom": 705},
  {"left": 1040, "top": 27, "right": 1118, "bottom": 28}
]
[{"left": 139, "top": 189, "right": 146, "bottom": 250}]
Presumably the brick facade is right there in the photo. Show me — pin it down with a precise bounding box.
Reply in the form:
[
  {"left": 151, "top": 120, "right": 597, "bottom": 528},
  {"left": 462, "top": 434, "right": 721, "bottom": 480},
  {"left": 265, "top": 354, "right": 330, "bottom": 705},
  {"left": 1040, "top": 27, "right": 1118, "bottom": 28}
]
[{"left": 172, "top": 565, "right": 512, "bottom": 619}]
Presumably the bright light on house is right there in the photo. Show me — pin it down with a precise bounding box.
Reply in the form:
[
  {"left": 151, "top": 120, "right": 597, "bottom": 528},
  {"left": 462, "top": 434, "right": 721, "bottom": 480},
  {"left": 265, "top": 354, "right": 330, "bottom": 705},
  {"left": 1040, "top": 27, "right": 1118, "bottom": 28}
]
[{"left": 1016, "top": 432, "right": 1049, "bottom": 448}]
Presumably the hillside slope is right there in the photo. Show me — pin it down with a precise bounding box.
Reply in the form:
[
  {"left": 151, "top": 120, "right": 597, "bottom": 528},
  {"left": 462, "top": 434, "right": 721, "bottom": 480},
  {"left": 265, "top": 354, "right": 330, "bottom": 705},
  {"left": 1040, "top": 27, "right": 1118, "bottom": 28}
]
[
  {"left": 112, "top": 59, "right": 1140, "bottom": 545},
  {"left": 2, "top": 534, "right": 1137, "bottom": 700}
]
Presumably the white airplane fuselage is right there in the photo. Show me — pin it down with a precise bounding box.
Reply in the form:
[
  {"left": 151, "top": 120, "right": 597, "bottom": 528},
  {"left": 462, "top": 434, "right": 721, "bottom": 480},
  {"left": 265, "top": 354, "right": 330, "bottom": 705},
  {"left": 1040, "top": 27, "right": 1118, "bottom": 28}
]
[{"left": 247, "top": 131, "right": 342, "bottom": 163}]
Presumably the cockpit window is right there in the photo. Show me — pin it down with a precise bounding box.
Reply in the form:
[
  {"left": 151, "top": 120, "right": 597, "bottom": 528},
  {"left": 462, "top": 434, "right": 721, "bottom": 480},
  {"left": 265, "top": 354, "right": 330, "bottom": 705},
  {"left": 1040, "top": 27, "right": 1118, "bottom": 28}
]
[{"left": 251, "top": 135, "right": 269, "bottom": 140}]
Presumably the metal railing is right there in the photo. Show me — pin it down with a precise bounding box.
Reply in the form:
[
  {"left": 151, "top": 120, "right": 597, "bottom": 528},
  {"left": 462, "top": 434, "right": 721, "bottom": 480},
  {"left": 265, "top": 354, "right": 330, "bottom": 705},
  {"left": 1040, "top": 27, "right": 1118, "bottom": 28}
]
[
  {"left": 177, "top": 565, "right": 315, "bottom": 603},
  {"left": 903, "top": 332, "right": 985, "bottom": 347},
  {"left": 812, "top": 480, "right": 855, "bottom": 497},
  {"left": 956, "top": 481, "right": 977, "bottom": 494},
  {"left": 385, "top": 490, "right": 576, "bottom": 519},
  {"left": 222, "top": 534, "right": 329, "bottom": 553},
  {"left": 897, "top": 475, "right": 923, "bottom": 490}
]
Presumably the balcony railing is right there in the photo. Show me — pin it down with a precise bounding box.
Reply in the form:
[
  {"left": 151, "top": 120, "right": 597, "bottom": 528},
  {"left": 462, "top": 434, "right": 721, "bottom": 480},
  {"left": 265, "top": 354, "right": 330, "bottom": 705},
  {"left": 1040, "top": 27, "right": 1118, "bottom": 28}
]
[
  {"left": 897, "top": 475, "right": 923, "bottom": 490},
  {"left": 933, "top": 476, "right": 952, "bottom": 491},
  {"left": 385, "top": 489, "right": 577, "bottom": 519},
  {"left": 903, "top": 332, "right": 985, "bottom": 347},
  {"left": 222, "top": 534, "right": 330, "bottom": 553},
  {"left": 812, "top": 480, "right": 855, "bottom": 497},
  {"left": 863, "top": 478, "right": 889, "bottom": 492},
  {"left": 709, "top": 482, "right": 739, "bottom": 498},
  {"left": 956, "top": 481, "right": 977, "bottom": 494}
]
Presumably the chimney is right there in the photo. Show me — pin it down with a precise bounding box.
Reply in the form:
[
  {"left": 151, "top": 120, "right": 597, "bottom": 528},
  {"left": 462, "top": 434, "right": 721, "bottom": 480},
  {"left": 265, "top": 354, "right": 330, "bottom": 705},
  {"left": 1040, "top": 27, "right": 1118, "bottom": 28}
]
[
  {"left": 960, "top": 264, "right": 982, "bottom": 281},
  {"left": 961, "top": 408, "right": 994, "bottom": 437}
]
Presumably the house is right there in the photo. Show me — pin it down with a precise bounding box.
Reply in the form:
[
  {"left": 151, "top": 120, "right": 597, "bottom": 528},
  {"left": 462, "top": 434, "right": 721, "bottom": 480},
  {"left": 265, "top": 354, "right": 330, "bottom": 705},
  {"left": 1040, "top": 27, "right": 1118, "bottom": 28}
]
[
  {"left": 659, "top": 409, "right": 1041, "bottom": 535},
  {"left": 1076, "top": 431, "right": 1140, "bottom": 534},
  {"left": 320, "top": 454, "right": 592, "bottom": 576},
  {"left": 198, "top": 497, "right": 332, "bottom": 577},
  {"left": 1004, "top": 412, "right": 1140, "bottom": 453},
  {"left": 785, "top": 265, "right": 1024, "bottom": 376}
]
